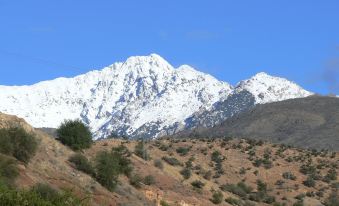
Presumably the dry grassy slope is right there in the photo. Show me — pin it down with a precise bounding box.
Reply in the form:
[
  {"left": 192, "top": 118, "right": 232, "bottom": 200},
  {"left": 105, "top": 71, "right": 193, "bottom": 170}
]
[
  {"left": 0, "top": 112, "right": 151, "bottom": 206},
  {"left": 88, "top": 138, "right": 339, "bottom": 206},
  {"left": 1, "top": 112, "right": 338, "bottom": 206}
]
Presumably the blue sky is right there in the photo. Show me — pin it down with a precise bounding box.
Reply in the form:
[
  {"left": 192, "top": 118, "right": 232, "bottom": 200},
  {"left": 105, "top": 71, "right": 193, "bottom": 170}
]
[{"left": 0, "top": 0, "right": 338, "bottom": 94}]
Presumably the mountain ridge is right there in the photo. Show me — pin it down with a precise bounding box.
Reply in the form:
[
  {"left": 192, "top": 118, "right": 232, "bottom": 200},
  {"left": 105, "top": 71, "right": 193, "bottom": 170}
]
[{"left": 0, "top": 54, "right": 312, "bottom": 139}]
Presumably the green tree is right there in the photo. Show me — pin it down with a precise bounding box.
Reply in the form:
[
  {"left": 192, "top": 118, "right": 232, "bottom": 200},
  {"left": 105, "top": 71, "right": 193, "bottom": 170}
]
[
  {"left": 95, "top": 151, "right": 120, "bottom": 191},
  {"left": 0, "top": 127, "right": 37, "bottom": 163},
  {"left": 56, "top": 120, "right": 93, "bottom": 150}
]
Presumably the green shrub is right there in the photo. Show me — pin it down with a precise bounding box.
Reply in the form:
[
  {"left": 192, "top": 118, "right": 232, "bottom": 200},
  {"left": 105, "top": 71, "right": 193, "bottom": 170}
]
[
  {"left": 211, "top": 150, "right": 222, "bottom": 163},
  {"left": 111, "top": 145, "right": 133, "bottom": 177},
  {"left": 0, "top": 127, "right": 37, "bottom": 163},
  {"left": 257, "top": 180, "right": 267, "bottom": 192},
  {"left": 160, "top": 200, "right": 170, "bottom": 206},
  {"left": 299, "top": 164, "right": 316, "bottom": 175},
  {"left": 0, "top": 183, "right": 87, "bottom": 206},
  {"left": 176, "top": 147, "right": 190, "bottom": 156},
  {"left": 282, "top": 172, "right": 296, "bottom": 180},
  {"left": 191, "top": 180, "right": 205, "bottom": 189},
  {"left": 154, "top": 159, "right": 164, "bottom": 170},
  {"left": 0, "top": 154, "right": 19, "bottom": 187},
  {"left": 162, "top": 156, "right": 182, "bottom": 166},
  {"left": 303, "top": 176, "right": 315, "bottom": 187},
  {"left": 323, "top": 168, "right": 337, "bottom": 183},
  {"left": 225, "top": 197, "right": 242, "bottom": 205},
  {"left": 94, "top": 151, "right": 120, "bottom": 191},
  {"left": 0, "top": 129, "right": 13, "bottom": 155},
  {"left": 143, "top": 175, "right": 155, "bottom": 185},
  {"left": 129, "top": 174, "right": 143, "bottom": 188},
  {"left": 31, "top": 183, "right": 59, "bottom": 200},
  {"left": 210, "top": 190, "right": 223, "bottom": 204},
  {"left": 69, "top": 153, "right": 95, "bottom": 177},
  {"left": 94, "top": 145, "right": 133, "bottom": 191},
  {"left": 220, "top": 182, "right": 252, "bottom": 199},
  {"left": 134, "top": 141, "right": 150, "bottom": 160},
  {"left": 56, "top": 119, "right": 93, "bottom": 151},
  {"left": 180, "top": 168, "right": 192, "bottom": 179}
]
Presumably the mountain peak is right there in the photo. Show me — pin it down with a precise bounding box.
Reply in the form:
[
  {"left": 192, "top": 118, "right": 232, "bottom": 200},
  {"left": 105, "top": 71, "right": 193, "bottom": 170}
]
[
  {"left": 252, "top": 71, "right": 270, "bottom": 78},
  {"left": 235, "top": 72, "right": 312, "bottom": 104}
]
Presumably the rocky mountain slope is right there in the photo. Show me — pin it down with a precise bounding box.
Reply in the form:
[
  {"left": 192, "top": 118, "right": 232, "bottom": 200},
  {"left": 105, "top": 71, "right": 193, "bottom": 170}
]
[
  {"left": 178, "top": 96, "right": 339, "bottom": 151},
  {"left": 0, "top": 54, "right": 312, "bottom": 139}
]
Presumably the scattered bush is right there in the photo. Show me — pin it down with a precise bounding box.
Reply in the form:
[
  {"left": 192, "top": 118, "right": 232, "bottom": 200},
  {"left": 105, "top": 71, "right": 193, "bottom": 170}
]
[
  {"left": 225, "top": 197, "right": 242, "bottom": 205},
  {"left": 134, "top": 141, "right": 150, "bottom": 160},
  {"left": 211, "top": 150, "right": 223, "bottom": 163},
  {"left": 0, "top": 127, "right": 37, "bottom": 163},
  {"left": 0, "top": 183, "right": 87, "bottom": 206},
  {"left": 69, "top": 153, "right": 95, "bottom": 177},
  {"left": 176, "top": 147, "right": 190, "bottom": 156},
  {"left": 31, "top": 183, "right": 60, "bottom": 200},
  {"left": 143, "top": 175, "right": 155, "bottom": 185},
  {"left": 220, "top": 182, "right": 252, "bottom": 199},
  {"left": 257, "top": 180, "right": 267, "bottom": 192},
  {"left": 56, "top": 120, "right": 93, "bottom": 151},
  {"left": 323, "top": 168, "right": 337, "bottom": 183},
  {"left": 160, "top": 200, "right": 170, "bottom": 206},
  {"left": 299, "top": 163, "right": 316, "bottom": 175},
  {"left": 180, "top": 168, "right": 192, "bottom": 180},
  {"left": 191, "top": 180, "right": 205, "bottom": 189},
  {"left": 303, "top": 176, "right": 315, "bottom": 187},
  {"left": 154, "top": 159, "right": 164, "bottom": 170},
  {"left": 162, "top": 156, "right": 182, "bottom": 166},
  {"left": 0, "top": 154, "right": 18, "bottom": 187},
  {"left": 239, "top": 167, "right": 246, "bottom": 175},
  {"left": 210, "top": 190, "right": 223, "bottom": 204},
  {"left": 282, "top": 172, "right": 296, "bottom": 180},
  {"left": 129, "top": 174, "right": 143, "bottom": 188}
]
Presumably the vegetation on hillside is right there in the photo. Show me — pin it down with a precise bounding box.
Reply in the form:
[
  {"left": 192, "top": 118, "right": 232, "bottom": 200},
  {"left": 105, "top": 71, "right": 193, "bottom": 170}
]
[{"left": 56, "top": 119, "right": 93, "bottom": 150}]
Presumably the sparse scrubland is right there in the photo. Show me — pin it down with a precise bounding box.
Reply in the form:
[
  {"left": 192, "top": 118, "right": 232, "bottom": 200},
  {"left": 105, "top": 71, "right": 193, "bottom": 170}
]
[{"left": 0, "top": 113, "right": 338, "bottom": 205}]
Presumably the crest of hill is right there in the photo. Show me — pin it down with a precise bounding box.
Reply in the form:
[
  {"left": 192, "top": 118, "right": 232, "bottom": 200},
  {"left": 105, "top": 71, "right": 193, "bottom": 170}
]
[{"left": 182, "top": 95, "right": 339, "bottom": 151}]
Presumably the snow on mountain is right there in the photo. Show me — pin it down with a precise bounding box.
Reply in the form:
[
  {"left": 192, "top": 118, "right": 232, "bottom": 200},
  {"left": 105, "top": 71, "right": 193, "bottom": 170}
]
[
  {"left": 183, "top": 72, "right": 313, "bottom": 130},
  {"left": 235, "top": 72, "right": 313, "bottom": 104},
  {"left": 0, "top": 54, "right": 232, "bottom": 139}
]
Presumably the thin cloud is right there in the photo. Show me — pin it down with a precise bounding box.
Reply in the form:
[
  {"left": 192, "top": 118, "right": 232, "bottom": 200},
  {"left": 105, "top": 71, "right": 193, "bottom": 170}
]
[
  {"left": 321, "top": 57, "right": 339, "bottom": 94},
  {"left": 185, "top": 30, "right": 220, "bottom": 40}
]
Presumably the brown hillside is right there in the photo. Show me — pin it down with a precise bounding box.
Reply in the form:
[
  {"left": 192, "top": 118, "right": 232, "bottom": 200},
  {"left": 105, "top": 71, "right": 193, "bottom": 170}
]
[{"left": 0, "top": 112, "right": 338, "bottom": 206}]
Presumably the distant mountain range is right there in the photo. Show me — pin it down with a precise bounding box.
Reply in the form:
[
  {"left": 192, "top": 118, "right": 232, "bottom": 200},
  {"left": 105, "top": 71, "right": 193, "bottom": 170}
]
[
  {"left": 0, "top": 54, "right": 312, "bottom": 139},
  {"left": 177, "top": 96, "right": 339, "bottom": 150}
]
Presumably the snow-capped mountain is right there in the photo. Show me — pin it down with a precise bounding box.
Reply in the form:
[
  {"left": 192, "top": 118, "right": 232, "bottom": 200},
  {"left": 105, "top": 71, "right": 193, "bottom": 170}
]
[
  {"left": 184, "top": 72, "right": 313, "bottom": 130},
  {"left": 0, "top": 54, "right": 312, "bottom": 139},
  {"left": 235, "top": 72, "right": 312, "bottom": 104},
  {"left": 0, "top": 54, "right": 232, "bottom": 139}
]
